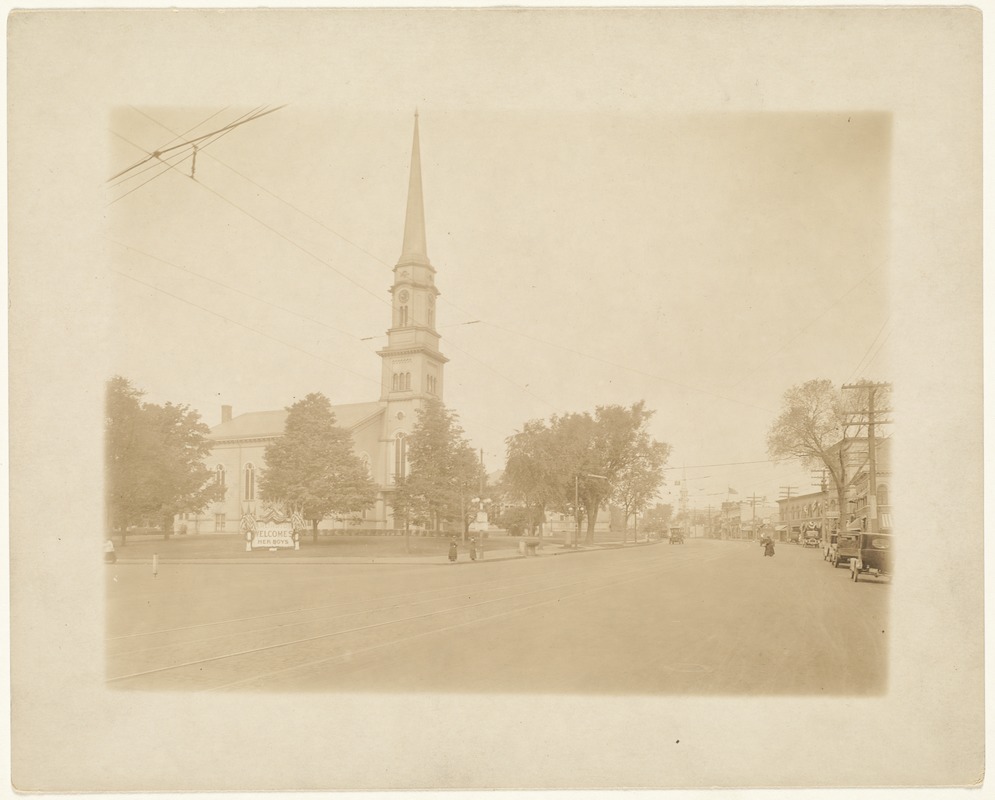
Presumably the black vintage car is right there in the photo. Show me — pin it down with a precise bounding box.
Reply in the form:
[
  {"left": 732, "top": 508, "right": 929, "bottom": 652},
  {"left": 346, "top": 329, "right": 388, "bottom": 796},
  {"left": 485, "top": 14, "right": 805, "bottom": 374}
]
[
  {"left": 669, "top": 530, "right": 685, "bottom": 545},
  {"left": 832, "top": 531, "right": 860, "bottom": 569},
  {"left": 850, "top": 531, "right": 893, "bottom": 582}
]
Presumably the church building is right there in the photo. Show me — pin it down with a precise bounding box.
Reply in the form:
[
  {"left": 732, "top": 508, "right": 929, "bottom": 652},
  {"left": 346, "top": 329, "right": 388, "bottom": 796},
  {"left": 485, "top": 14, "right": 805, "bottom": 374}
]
[{"left": 187, "top": 114, "right": 447, "bottom": 534}]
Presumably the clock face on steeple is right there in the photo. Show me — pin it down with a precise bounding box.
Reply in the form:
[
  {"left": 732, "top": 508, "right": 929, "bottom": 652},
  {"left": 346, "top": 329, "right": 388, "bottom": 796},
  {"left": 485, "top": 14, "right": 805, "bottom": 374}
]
[{"left": 398, "top": 289, "right": 410, "bottom": 303}]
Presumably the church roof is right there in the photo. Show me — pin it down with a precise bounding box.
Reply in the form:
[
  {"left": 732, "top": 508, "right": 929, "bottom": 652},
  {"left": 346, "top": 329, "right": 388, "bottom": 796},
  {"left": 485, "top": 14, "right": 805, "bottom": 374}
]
[{"left": 209, "top": 401, "right": 385, "bottom": 441}]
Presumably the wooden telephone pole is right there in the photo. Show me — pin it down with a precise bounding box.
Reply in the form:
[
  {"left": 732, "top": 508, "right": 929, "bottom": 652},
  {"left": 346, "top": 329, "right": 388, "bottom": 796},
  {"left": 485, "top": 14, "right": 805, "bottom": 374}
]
[{"left": 842, "top": 381, "right": 893, "bottom": 533}]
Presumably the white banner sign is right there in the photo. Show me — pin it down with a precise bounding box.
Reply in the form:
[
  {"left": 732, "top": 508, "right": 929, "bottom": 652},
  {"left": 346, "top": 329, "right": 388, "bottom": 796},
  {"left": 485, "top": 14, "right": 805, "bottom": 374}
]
[{"left": 253, "top": 524, "right": 295, "bottom": 549}]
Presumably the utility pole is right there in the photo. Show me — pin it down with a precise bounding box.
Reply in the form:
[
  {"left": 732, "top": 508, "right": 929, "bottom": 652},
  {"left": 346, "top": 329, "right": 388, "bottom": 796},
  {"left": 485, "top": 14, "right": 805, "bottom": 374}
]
[
  {"left": 574, "top": 475, "right": 580, "bottom": 549},
  {"left": 745, "top": 492, "right": 765, "bottom": 540},
  {"left": 811, "top": 469, "right": 829, "bottom": 548},
  {"left": 679, "top": 466, "right": 689, "bottom": 538},
  {"left": 778, "top": 485, "right": 797, "bottom": 541},
  {"left": 842, "top": 381, "right": 893, "bottom": 534}
]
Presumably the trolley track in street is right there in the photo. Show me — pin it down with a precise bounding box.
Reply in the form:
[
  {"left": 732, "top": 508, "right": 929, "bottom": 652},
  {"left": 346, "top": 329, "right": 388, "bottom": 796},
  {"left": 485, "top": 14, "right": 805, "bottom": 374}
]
[{"left": 107, "top": 546, "right": 725, "bottom": 690}]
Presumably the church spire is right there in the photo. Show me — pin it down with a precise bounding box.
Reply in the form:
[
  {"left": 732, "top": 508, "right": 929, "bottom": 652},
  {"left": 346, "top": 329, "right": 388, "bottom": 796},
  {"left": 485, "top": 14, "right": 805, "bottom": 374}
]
[{"left": 398, "top": 110, "right": 429, "bottom": 266}]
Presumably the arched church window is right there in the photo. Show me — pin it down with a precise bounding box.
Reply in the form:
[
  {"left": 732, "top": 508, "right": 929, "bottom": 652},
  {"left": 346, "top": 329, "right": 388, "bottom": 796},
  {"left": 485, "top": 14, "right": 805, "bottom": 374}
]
[
  {"left": 394, "top": 434, "right": 407, "bottom": 481},
  {"left": 392, "top": 373, "right": 398, "bottom": 391},
  {"left": 244, "top": 463, "right": 255, "bottom": 501},
  {"left": 399, "top": 306, "right": 409, "bottom": 326},
  {"left": 216, "top": 464, "right": 225, "bottom": 486},
  {"left": 404, "top": 372, "right": 411, "bottom": 390}
]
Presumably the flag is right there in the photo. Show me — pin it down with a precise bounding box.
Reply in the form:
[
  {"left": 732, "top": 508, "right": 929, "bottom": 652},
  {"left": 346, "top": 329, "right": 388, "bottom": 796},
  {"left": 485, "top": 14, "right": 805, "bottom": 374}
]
[{"left": 728, "top": 487, "right": 739, "bottom": 494}]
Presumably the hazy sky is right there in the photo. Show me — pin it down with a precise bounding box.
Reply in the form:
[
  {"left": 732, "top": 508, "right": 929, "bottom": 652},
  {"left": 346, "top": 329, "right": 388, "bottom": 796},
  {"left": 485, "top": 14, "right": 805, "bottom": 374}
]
[{"left": 107, "top": 56, "right": 891, "bottom": 514}]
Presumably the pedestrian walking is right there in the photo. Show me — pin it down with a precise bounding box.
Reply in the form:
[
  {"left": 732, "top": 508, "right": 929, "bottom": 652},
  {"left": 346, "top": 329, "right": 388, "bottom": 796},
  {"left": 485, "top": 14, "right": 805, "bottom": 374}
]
[
  {"left": 448, "top": 537, "right": 458, "bottom": 563},
  {"left": 763, "top": 538, "right": 775, "bottom": 558},
  {"left": 469, "top": 536, "right": 478, "bottom": 561}
]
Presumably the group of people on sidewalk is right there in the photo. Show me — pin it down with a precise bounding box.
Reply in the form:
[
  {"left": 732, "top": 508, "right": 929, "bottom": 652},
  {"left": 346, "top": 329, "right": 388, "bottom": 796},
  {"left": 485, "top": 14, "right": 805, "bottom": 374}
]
[{"left": 448, "top": 536, "right": 481, "bottom": 563}]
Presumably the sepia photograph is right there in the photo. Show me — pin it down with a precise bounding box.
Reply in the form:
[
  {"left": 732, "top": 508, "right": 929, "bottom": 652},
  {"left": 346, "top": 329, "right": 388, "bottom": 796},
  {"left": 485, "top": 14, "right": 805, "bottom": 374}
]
[
  {"left": 103, "top": 105, "right": 894, "bottom": 695},
  {"left": 7, "top": 4, "right": 985, "bottom": 793}
]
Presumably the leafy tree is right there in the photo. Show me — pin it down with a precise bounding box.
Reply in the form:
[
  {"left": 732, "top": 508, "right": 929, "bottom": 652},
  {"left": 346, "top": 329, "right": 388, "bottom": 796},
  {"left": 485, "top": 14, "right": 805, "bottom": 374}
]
[
  {"left": 548, "top": 410, "right": 600, "bottom": 541},
  {"left": 105, "top": 376, "right": 223, "bottom": 543},
  {"left": 259, "top": 393, "right": 376, "bottom": 543},
  {"left": 640, "top": 504, "right": 673, "bottom": 534},
  {"left": 612, "top": 437, "right": 671, "bottom": 543},
  {"left": 402, "top": 398, "right": 484, "bottom": 538},
  {"left": 493, "top": 505, "right": 530, "bottom": 536},
  {"left": 590, "top": 402, "right": 668, "bottom": 544},
  {"left": 767, "top": 379, "right": 884, "bottom": 531},
  {"left": 503, "top": 419, "right": 563, "bottom": 537},
  {"left": 505, "top": 401, "right": 670, "bottom": 545}
]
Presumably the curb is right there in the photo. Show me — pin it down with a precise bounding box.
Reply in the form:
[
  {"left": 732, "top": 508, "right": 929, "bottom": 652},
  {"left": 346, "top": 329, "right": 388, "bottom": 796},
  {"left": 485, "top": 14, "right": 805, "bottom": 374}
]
[{"left": 111, "top": 540, "right": 662, "bottom": 567}]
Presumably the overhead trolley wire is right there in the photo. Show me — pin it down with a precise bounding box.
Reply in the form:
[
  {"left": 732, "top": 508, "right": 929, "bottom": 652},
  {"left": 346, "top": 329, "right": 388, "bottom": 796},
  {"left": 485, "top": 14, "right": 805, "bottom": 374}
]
[
  {"left": 109, "top": 107, "right": 782, "bottom": 421},
  {"left": 130, "top": 106, "right": 397, "bottom": 285},
  {"left": 727, "top": 264, "right": 886, "bottom": 391},
  {"left": 112, "top": 269, "right": 382, "bottom": 389},
  {"left": 110, "top": 240, "right": 380, "bottom": 350},
  {"left": 116, "top": 106, "right": 763, "bottom": 419},
  {"left": 108, "top": 106, "right": 233, "bottom": 189},
  {"left": 108, "top": 105, "right": 281, "bottom": 182},
  {"left": 858, "top": 329, "right": 892, "bottom": 374},
  {"left": 106, "top": 107, "right": 270, "bottom": 206},
  {"left": 847, "top": 316, "right": 892, "bottom": 382},
  {"left": 108, "top": 125, "right": 390, "bottom": 309},
  {"left": 110, "top": 110, "right": 559, "bottom": 417}
]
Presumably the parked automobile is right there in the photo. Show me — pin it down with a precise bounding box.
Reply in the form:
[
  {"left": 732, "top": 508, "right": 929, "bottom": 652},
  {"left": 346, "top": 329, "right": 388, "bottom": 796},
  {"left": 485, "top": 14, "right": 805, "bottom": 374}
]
[
  {"left": 669, "top": 530, "right": 685, "bottom": 545},
  {"left": 823, "top": 532, "right": 837, "bottom": 561},
  {"left": 850, "top": 531, "right": 893, "bottom": 582},
  {"left": 831, "top": 531, "right": 860, "bottom": 569}
]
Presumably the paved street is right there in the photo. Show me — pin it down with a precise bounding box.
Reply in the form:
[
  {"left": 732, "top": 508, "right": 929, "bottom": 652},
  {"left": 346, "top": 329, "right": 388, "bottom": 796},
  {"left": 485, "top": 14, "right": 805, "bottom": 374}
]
[{"left": 106, "top": 538, "right": 889, "bottom": 694}]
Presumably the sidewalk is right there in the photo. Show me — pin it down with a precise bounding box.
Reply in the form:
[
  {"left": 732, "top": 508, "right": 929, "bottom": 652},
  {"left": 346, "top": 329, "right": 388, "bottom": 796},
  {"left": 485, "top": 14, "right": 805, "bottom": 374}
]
[{"left": 113, "top": 538, "right": 662, "bottom": 566}]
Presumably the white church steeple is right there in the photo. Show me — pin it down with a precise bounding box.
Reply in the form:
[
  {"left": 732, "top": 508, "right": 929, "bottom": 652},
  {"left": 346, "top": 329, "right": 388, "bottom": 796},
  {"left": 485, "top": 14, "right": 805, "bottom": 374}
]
[
  {"left": 398, "top": 110, "right": 429, "bottom": 268},
  {"left": 378, "top": 113, "right": 447, "bottom": 405}
]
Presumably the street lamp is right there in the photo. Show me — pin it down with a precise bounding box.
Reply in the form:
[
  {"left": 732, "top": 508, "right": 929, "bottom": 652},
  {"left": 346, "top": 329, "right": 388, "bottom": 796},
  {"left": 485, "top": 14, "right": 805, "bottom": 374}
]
[{"left": 573, "top": 473, "right": 609, "bottom": 548}]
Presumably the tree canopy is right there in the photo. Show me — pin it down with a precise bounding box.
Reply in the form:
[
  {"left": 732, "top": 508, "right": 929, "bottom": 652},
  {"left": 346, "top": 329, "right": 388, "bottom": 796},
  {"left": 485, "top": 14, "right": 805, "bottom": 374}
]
[
  {"left": 399, "top": 398, "right": 484, "bottom": 536},
  {"left": 767, "top": 378, "right": 889, "bottom": 529},
  {"left": 259, "top": 392, "right": 376, "bottom": 541},
  {"left": 503, "top": 401, "right": 670, "bottom": 544},
  {"left": 105, "top": 376, "right": 222, "bottom": 540}
]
